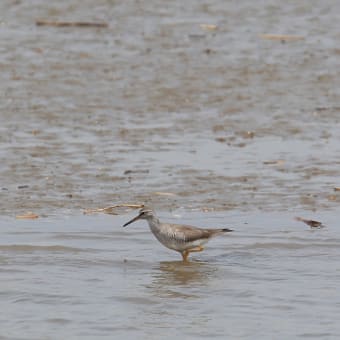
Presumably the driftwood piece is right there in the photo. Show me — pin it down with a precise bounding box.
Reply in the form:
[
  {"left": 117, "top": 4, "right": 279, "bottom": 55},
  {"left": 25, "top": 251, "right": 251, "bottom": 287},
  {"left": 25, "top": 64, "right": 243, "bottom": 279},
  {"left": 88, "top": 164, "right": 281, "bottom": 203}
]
[
  {"left": 84, "top": 204, "right": 143, "bottom": 215},
  {"left": 16, "top": 212, "right": 39, "bottom": 219},
  {"left": 295, "top": 216, "right": 326, "bottom": 229}
]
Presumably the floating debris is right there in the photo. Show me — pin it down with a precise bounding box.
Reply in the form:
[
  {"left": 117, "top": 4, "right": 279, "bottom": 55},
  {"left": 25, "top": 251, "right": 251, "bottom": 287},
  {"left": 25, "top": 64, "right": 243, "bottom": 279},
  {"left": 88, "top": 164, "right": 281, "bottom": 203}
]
[
  {"left": 188, "top": 34, "right": 206, "bottom": 39},
  {"left": 152, "top": 192, "right": 177, "bottom": 197},
  {"left": 238, "top": 131, "right": 255, "bottom": 139},
  {"left": 36, "top": 20, "right": 108, "bottom": 28},
  {"left": 327, "top": 195, "right": 337, "bottom": 202},
  {"left": 84, "top": 204, "right": 143, "bottom": 215},
  {"left": 16, "top": 212, "right": 39, "bottom": 220},
  {"left": 124, "top": 169, "right": 150, "bottom": 175},
  {"left": 263, "top": 160, "right": 285, "bottom": 166},
  {"left": 259, "top": 34, "right": 304, "bottom": 42},
  {"left": 199, "top": 24, "right": 218, "bottom": 31},
  {"left": 17, "top": 185, "right": 29, "bottom": 189},
  {"left": 295, "top": 216, "right": 326, "bottom": 228},
  {"left": 215, "top": 137, "right": 227, "bottom": 143}
]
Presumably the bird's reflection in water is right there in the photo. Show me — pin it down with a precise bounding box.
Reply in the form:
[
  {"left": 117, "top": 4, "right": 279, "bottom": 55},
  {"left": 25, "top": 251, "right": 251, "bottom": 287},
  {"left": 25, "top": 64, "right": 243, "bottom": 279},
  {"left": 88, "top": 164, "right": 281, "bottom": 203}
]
[{"left": 149, "top": 259, "right": 218, "bottom": 299}]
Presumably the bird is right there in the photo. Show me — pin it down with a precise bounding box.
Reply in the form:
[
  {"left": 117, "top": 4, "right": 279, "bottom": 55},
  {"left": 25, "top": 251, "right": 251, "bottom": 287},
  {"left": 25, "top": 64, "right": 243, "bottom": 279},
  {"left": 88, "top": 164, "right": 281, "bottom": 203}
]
[{"left": 123, "top": 206, "right": 233, "bottom": 261}]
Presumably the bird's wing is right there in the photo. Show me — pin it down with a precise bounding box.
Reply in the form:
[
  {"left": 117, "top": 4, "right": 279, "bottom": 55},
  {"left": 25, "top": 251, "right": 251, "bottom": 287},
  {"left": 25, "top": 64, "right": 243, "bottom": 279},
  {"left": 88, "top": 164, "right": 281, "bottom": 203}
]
[{"left": 167, "top": 224, "right": 215, "bottom": 242}]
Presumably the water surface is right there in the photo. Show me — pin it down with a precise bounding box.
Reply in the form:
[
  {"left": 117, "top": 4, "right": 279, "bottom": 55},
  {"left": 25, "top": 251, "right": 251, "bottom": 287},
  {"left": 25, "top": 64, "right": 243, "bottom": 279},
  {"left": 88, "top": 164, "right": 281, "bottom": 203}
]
[
  {"left": 1, "top": 212, "right": 340, "bottom": 339},
  {"left": 1, "top": 0, "right": 340, "bottom": 338}
]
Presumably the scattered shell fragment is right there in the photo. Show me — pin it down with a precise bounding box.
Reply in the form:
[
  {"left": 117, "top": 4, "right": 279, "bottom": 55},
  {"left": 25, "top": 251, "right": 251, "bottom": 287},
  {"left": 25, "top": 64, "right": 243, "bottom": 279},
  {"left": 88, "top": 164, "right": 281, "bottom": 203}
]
[
  {"left": 152, "top": 192, "right": 177, "bottom": 197},
  {"left": 245, "top": 131, "right": 255, "bottom": 138},
  {"left": 199, "top": 24, "right": 218, "bottom": 31},
  {"left": 327, "top": 195, "right": 337, "bottom": 201},
  {"left": 215, "top": 137, "right": 226, "bottom": 143},
  {"left": 201, "top": 207, "right": 216, "bottom": 212},
  {"left": 238, "top": 131, "right": 255, "bottom": 139}
]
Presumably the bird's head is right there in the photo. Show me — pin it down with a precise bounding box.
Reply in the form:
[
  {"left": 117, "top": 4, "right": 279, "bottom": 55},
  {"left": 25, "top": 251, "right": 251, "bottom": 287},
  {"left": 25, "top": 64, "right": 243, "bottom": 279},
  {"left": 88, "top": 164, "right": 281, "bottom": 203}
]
[{"left": 123, "top": 206, "right": 154, "bottom": 227}]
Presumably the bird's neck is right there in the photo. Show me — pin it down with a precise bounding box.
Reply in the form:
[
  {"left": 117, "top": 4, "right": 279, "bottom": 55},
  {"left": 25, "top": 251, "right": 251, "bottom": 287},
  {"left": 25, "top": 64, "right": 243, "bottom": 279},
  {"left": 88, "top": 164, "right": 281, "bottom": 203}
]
[{"left": 146, "top": 215, "right": 161, "bottom": 232}]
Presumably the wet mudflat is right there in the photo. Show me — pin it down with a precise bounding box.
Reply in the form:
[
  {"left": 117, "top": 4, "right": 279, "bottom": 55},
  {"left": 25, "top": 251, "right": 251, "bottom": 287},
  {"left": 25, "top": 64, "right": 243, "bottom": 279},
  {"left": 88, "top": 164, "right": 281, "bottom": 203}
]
[{"left": 0, "top": 0, "right": 340, "bottom": 339}]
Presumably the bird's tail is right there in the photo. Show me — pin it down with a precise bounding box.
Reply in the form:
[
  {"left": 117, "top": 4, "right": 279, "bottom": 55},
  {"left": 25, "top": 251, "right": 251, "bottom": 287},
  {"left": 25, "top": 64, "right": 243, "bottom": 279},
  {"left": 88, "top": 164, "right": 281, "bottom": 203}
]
[
  {"left": 221, "top": 228, "right": 233, "bottom": 232},
  {"left": 211, "top": 228, "right": 233, "bottom": 237}
]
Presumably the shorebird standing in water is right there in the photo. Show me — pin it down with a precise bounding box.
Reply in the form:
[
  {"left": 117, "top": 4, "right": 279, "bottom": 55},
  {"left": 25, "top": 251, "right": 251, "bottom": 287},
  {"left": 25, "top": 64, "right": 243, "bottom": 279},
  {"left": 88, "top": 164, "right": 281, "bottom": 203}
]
[{"left": 123, "top": 206, "right": 233, "bottom": 261}]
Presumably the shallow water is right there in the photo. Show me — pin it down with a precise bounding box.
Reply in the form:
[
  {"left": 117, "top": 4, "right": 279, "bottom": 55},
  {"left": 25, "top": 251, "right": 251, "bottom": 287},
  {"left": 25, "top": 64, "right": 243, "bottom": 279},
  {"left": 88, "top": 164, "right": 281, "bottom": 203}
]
[
  {"left": 1, "top": 212, "right": 340, "bottom": 339},
  {"left": 1, "top": 0, "right": 340, "bottom": 338}
]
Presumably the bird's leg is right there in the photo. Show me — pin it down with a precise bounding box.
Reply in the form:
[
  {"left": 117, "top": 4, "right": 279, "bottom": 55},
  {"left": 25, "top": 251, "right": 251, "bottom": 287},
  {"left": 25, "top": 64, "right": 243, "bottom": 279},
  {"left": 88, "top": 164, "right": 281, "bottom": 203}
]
[
  {"left": 181, "top": 246, "right": 204, "bottom": 261},
  {"left": 181, "top": 246, "right": 204, "bottom": 262},
  {"left": 181, "top": 250, "right": 189, "bottom": 262},
  {"left": 188, "top": 246, "right": 204, "bottom": 253}
]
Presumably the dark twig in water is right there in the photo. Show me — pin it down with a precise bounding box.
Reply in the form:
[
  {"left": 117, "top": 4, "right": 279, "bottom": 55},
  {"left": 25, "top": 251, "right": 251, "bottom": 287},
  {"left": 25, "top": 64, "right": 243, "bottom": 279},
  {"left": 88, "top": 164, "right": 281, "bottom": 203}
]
[{"left": 36, "top": 20, "right": 108, "bottom": 28}]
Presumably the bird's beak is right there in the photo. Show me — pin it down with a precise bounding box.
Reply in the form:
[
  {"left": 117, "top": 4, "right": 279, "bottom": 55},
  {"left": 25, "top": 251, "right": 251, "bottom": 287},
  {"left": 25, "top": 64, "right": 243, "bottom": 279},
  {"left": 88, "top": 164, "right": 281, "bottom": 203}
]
[{"left": 123, "top": 213, "right": 142, "bottom": 227}]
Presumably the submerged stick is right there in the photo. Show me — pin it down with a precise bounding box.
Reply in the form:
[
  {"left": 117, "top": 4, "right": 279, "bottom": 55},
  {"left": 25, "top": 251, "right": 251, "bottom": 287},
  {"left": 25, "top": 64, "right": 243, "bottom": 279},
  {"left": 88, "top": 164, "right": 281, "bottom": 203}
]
[
  {"left": 259, "top": 34, "right": 304, "bottom": 42},
  {"left": 36, "top": 20, "right": 108, "bottom": 28}
]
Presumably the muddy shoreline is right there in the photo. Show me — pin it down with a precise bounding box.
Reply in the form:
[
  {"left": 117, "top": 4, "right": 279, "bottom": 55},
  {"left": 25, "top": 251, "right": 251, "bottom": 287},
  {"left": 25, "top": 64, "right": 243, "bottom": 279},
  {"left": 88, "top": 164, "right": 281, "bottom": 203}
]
[{"left": 1, "top": 1, "right": 339, "bottom": 217}]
